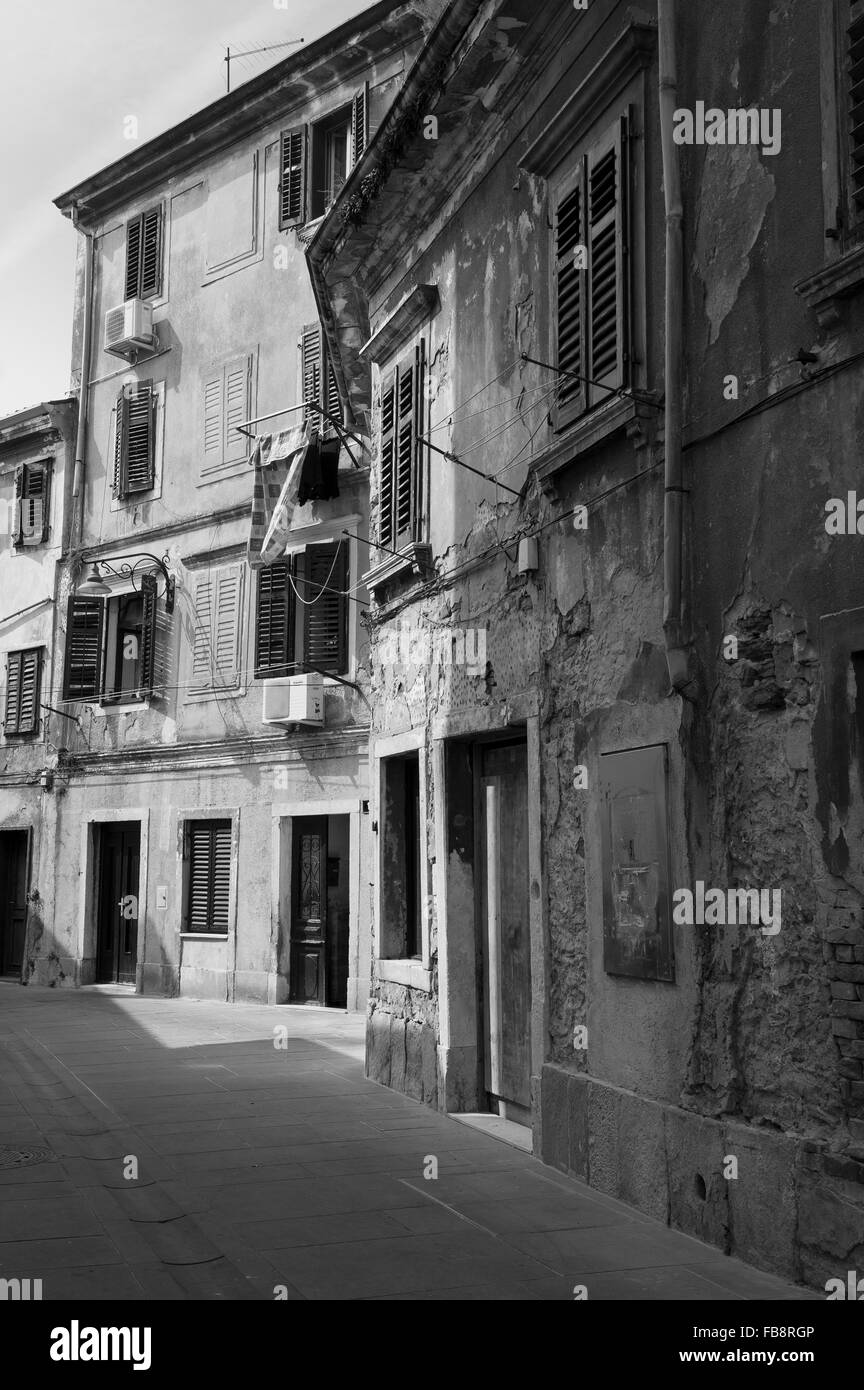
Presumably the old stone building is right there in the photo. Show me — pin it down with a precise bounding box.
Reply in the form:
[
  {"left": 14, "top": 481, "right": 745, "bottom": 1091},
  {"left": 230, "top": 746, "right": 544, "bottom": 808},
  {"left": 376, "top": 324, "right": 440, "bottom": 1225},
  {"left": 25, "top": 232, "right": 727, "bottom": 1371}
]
[
  {"left": 309, "top": 0, "right": 864, "bottom": 1285},
  {"left": 31, "top": 0, "right": 443, "bottom": 1005}
]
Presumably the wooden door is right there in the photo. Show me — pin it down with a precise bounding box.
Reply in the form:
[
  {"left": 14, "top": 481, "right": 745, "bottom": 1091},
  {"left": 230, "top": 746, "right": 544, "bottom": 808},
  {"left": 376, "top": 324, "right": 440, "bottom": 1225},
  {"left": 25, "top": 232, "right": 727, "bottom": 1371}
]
[
  {"left": 97, "top": 824, "right": 140, "bottom": 984},
  {"left": 478, "top": 741, "right": 531, "bottom": 1121},
  {"left": 0, "top": 831, "right": 28, "bottom": 976},
  {"left": 290, "top": 817, "right": 328, "bottom": 1004}
]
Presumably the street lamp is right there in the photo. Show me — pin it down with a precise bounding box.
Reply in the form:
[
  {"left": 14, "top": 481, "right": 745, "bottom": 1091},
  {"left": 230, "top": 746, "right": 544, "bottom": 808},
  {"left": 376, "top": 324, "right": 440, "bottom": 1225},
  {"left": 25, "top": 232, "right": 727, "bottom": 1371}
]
[{"left": 78, "top": 552, "right": 176, "bottom": 613}]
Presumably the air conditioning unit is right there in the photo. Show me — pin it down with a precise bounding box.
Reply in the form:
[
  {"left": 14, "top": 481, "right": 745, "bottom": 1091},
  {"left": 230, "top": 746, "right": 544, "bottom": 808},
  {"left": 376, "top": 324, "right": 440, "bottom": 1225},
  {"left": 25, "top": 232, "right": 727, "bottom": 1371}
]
[
  {"left": 103, "top": 298, "right": 155, "bottom": 358},
  {"left": 262, "top": 673, "right": 324, "bottom": 726}
]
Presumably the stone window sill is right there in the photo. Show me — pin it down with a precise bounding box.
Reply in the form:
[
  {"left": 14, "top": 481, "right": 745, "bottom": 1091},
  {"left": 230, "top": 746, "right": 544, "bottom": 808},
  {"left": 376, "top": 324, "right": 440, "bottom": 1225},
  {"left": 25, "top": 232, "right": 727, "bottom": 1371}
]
[
  {"left": 363, "top": 542, "right": 432, "bottom": 593},
  {"left": 795, "top": 242, "right": 864, "bottom": 329},
  {"left": 180, "top": 933, "right": 229, "bottom": 941},
  {"left": 377, "top": 958, "right": 431, "bottom": 991},
  {"left": 531, "top": 392, "right": 659, "bottom": 488}
]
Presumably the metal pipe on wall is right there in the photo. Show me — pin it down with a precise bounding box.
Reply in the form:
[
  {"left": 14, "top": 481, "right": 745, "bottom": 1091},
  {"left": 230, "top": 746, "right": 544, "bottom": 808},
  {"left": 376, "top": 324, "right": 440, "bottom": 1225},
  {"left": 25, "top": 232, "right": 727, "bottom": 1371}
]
[{"left": 70, "top": 205, "right": 94, "bottom": 551}]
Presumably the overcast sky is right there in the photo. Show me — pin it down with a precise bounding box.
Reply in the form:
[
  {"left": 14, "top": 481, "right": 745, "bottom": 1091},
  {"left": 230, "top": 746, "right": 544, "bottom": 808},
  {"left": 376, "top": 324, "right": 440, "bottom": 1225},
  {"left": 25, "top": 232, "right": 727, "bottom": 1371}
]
[{"left": 0, "top": 0, "right": 372, "bottom": 416}]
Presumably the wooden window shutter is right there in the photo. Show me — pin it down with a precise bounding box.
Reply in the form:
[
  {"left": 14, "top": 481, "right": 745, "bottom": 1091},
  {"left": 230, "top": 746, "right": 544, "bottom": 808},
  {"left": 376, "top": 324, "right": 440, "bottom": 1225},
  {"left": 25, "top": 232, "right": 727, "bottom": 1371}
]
[
  {"left": 63, "top": 597, "right": 104, "bottom": 701},
  {"left": 138, "top": 574, "right": 158, "bottom": 697},
  {"left": 124, "top": 382, "right": 156, "bottom": 493},
  {"left": 279, "top": 126, "right": 307, "bottom": 228},
  {"left": 303, "top": 542, "right": 347, "bottom": 673},
  {"left": 203, "top": 372, "right": 223, "bottom": 463},
  {"left": 187, "top": 819, "right": 232, "bottom": 932},
  {"left": 124, "top": 216, "right": 142, "bottom": 300},
  {"left": 587, "top": 115, "right": 627, "bottom": 398},
  {"left": 351, "top": 83, "right": 369, "bottom": 167},
  {"left": 125, "top": 207, "right": 162, "bottom": 299},
  {"left": 16, "top": 462, "right": 50, "bottom": 545},
  {"left": 191, "top": 577, "right": 213, "bottom": 690},
  {"left": 224, "top": 358, "right": 250, "bottom": 463},
  {"left": 255, "top": 560, "right": 296, "bottom": 677},
  {"left": 4, "top": 649, "right": 41, "bottom": 735},
  {"left": 553, "top": 165, "right": 587, "bottom": 423},
  {"left": 190, "top": 569, "right": 243, "bottom": 691},
  {"left": 395, "top": 344, "right": 423, "bottom": 548},
  {"left": 301, "top": 323, "right": 323, "bottom": 432},
  {"left": 848, "top": 1, "right": 864, "bottom": 226},
  {"left": 378, "top": 368, "right": 397, "bottom": 550}
]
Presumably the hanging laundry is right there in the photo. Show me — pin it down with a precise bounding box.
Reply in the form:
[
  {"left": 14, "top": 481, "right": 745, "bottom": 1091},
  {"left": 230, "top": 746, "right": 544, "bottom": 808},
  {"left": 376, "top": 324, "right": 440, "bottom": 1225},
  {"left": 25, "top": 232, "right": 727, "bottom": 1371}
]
[{"left": 247, "top": 423, "right": 311, "bottom": 567}]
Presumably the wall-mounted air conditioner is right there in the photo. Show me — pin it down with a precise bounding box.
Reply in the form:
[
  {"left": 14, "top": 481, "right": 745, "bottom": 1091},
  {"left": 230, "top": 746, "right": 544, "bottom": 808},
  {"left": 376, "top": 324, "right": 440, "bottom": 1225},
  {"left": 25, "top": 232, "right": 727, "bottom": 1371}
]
[
  {"left": 262, "top": 673, "right": 324, "bottom": 726},
  {"left": 103, "top": 298, "right": 155, "bottom": 358}
]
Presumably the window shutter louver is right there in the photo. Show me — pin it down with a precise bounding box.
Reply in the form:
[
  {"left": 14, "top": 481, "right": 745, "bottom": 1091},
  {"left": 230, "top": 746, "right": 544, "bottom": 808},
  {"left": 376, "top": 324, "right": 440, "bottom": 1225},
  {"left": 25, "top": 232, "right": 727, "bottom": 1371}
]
[
  {"left": 303, "top": 542, "right": 347, "bottom": 673},
  {"left": 848, "top": 2, "right": 864, "bottom": 225},
  {"left": 191, "top": 567, "right": 243, "bottom": 690},
  {"left": 554, "top": 168, "right": 587, "bottom": 421},
  {"left": 124, "top": 217, "right": 142, "bottom": 300},
  {"left": 124, "top": 382, "right": 156, "bottom": 493},
  {"left": 12, "top": 465, "right": 25, "bottom": 545},
  {"left": 187, "top": 820, "right": 232, "bottom": 933},
  {"left": 138, "top": 575, "right": 158, "bottom": 697},
  {"left": 63, "top": 597, "right": 104, "bottom": 701},
  {"left": 214, "top": 568, "right": 242, "bottom": 681},
  {"left": 255, "top": 560, "right": 295, "bottom": 677},
  {"left": 4, "top": 651, "right": 21, "bottom": 731},
  {"left": 279, "top": 126, "right": 307, "bottom": 228},
  {"left": 378, "top": 370, "right": 396, "bottom": 550},
  {"left": 16, "top": 649, "right": 40, "bottom": 734},
  {"left": 203, "top": 373, "right": 223, "bottom": 461},
  {"left": 191, "top": 578, "right": 213, "bottom": 690},
  {"left": 224, "top": 358, "right": 250, "bottom": 463},
  {"left": 588, "top": 117, "right": 627, "bottom": 395},
  {"left": 301, "top": 323, "right": 323, "bottom": 432},
  {"left": 351, "top": 83, "right": 369, "bottom": 167},
  {"left": 395, "top": 345, "right": 422, "bottom": 547},
  {"left": 113, "top": 394, "right": 125, "bottom": 495},
  {"left": 140, "top": 208, "right": 162, "bottom": 297}
]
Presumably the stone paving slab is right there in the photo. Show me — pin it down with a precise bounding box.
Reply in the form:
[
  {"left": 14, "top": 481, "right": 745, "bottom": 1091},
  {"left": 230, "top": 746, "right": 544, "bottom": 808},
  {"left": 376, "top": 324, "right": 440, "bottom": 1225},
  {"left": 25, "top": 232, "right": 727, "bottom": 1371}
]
[{"left": 0, "top": 983, "right": 819, "bottom": 1301}]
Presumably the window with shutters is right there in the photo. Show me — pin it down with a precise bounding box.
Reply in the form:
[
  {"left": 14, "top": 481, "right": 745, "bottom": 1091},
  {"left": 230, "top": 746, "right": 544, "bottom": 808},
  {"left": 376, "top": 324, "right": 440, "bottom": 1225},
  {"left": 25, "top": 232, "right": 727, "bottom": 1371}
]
[
  {"left": 839, "top": 0, "right": 864, "bottom": 242},
  {"left": 3, "top": 648, "right": 42, "bottom": 737},
  {"left": 190, "top": 564, "right": 244, "bottom": 694},
  {"left": 300, "top": 322, "right": 341, "bottom": 437},
  {"left": 281, "top": 86, "right": 368, "bottom": 228},
  {"left": 552, "top": 113, "right": 629, "bottom": 431},
  {"left": 380, "top": 750, "right": 422, "bottom": 960},
  {"left": 377, "top": 343, "right": 425, "bottom": 552},
  {"left": 183, "top": 819, "right": 233, "bottom": 934},
  {"left": 113, "top": 381, "right": 156, "bottom": 498},
  {"left": 255, "top": 542, "right": 348, "bottom": 678},
  {"left": 125, "top": 206, "right": 162, "bottom": 300},
  {"left": 201, "top": 356, "right": 253, "bottom": 477},
  {"left": 12, "top": 460, "right": 50, "bottom": 547},
  {"left": 62, "top": 586, "right": 158, "bottom": 706}
]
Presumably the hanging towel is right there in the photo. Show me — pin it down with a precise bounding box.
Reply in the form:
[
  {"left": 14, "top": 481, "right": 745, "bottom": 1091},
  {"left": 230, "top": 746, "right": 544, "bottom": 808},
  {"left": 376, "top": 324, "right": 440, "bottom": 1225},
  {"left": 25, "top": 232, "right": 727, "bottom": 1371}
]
[{"left": 247, "top": 423, "right": 311, "bottom": 567}]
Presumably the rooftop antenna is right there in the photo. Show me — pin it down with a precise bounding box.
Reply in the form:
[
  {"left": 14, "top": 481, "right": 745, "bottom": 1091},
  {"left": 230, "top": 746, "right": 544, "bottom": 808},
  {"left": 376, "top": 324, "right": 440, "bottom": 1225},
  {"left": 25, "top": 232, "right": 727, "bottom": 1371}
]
[{"left": 225, "top": 38, "right": 305, "bottom": 93}]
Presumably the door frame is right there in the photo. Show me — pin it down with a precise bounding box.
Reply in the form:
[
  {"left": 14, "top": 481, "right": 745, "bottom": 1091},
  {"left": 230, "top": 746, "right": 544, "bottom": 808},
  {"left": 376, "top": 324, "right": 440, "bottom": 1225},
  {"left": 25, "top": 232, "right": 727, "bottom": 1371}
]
[
  {"left": 79, "top": 809, "right": 149, "bottom": 988},
  {"left": 0, "top": 826, "right": 32, "bottom": 980},
  {"left": 271, "top": 797, "right": 363, "bottom": 1009},
  {"left": 95, "top": 821, "right": 141, "bottom": 985},
  {"left": 431, "top": 701, "right": 546, "bottom": 1127}
]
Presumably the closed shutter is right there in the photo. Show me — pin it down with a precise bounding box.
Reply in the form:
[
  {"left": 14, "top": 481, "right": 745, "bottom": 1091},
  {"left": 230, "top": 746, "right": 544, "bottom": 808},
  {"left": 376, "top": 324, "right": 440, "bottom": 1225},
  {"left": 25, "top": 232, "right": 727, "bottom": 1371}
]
[
  {"left": 203, "top": 372, "right": 223, "bottom": 464},
  {"left": 279, "top": 125, "right": 307, "bottom": 228},
  {"left": 378, "top": 369, "right": 396, "bottom": 549},
  {"left": 351, "top": 83, "right": 369, "bottom": 167},
  {"left": 395, "top": 344, "right": 422, "bottom": 547},
  {"left": 553, "top": 167, "right": 587, "bottom": 421},
  {"left": 303, "top": 542, "right": 347, "bottom": 673},
  {"left": 138, "top": 574, "right": 158, "bottom": 697},
  {"left": 587, "top": 116, "right": 627, "bottom": 396},
  {"left": 115, "top": 382, "right": 155, "bottom": 496},
  {"left": 191, "top": 578, "right": 213, "bottom": 690},
  {"left": 255, "top": 560, "right": 295, "bottom": 677},
  {"left": 191, "top": 567, "right": 243, "bottom": 690},
  {"left": 125, "top": 207, "right": 162, "bottom": 299},
  {"left": 63, "top": 597, "right": 104, "bottom": 701},
  {"left": 4, "top": 649, "right": 41, "bottom": 735},
  {"left": 202, "top": 360, "right": 250, "bottom": 466},
  {"left": 187, "top": 819, "right": 232, "bottom": 933}
]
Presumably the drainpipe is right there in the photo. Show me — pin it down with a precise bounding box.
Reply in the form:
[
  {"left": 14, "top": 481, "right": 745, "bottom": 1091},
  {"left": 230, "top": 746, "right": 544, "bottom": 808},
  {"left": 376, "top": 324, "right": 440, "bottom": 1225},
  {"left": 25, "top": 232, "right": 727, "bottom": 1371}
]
[
  {"left": 657, "top": 0, "right": 691, "bottom": 694},
  {"left": 70, "top": 205, "right": 94, "bottom": 552}
]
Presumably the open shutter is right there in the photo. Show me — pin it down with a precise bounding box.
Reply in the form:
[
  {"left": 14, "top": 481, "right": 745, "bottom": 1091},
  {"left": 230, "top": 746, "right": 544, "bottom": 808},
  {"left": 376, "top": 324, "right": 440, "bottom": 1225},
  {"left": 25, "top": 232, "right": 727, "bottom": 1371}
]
[
  {"left": 224, "top": 358, "right": 250, "bottom": 463},
  {"left": 113, "top": 393, "right": 126, "bottom": 495},
  {"left": 15, "top": 649, "right": 40, "bottom": 734},
  {"left": 203, "top": 371, "right": 223, "bottom": 464},
  {"left": 4, "top": 650, "right": 21, "bottom": 731},
  {"left": 191, "top": 578, "right": 213, "bottom": 690},
  {"left": 140, "top": 207, "right": 162, "bottom": 297},
  {"left": 255, "top": 560, "right": 295, "bottom": 677},
  {"left": 351, "top": 83, "right": 369, "bottom": 167},
  {"left": 124, "top": 216, "right": 142, "bottom": 300},
  {"left": 301, "top": 323, "right": 323, "bottom": 433},
  {"left": 378, "top": 369, "right": 396, "bottom": 550},
  {"left": 395, "top": 344, "right": 422, "bottom": 547},
  {"left": 63, "top": 597, "right": 104, "bottom": 701},
  {"left": 11, "top": 465, "right": 25, "bottom": 545},
  {"left": 124, "top": 382, "right": 156, "bottom": 493},
  {"left": 303, "top": 542, "right": 347, "bottom": 673},
  {"left": 587, "top": 115, "right": 627, "bottom": 399},
  {"left": 138, "top": 574, "right": 158, "bottom": 697},
  {"left": 279, "top": 125, "right": 307, "bottom": 228},
  {"left": 849, "top": 1, "right": 864, "bottom": 227},
  {"left": 554, "top": 164, "right": 587, "bottom": 423}
]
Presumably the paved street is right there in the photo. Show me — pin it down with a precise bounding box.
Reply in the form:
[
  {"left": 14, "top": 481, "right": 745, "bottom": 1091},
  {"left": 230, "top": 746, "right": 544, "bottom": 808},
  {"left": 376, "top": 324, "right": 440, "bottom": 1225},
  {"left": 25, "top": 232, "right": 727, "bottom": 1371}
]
[{"left": 0, "top": 983, "right": 816, "bottom": 1301}]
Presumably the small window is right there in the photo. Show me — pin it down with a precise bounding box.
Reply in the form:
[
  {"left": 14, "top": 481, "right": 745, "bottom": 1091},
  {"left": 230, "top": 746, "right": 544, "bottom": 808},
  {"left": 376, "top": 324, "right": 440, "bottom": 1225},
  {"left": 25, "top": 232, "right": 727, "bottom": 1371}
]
[
  {"left": 12, "top": 461, "right": 50, "bottom": 547},
  {"left": 380, "top": 751, "right": 422, "bottom": 960},
  {"left": 184, "top": 819, "right": 232, "bottom": 933},
  {"left": 63, "top": 586, "right": 157, "bottom": 705},
  {"left": 255, "top": 542, "right": 348, "bottom": 679},
  {"left": 113, "top": 382, "right": 156, "bottom": 498},
  {"left": 4, "top": 648, "right": 42, "bottom": 736},
  {"left": 125, "top": 206, "right": 162, "bottom": 300},
  {"left": 378, "top": 343, "right": 425, "bottom": 551}
]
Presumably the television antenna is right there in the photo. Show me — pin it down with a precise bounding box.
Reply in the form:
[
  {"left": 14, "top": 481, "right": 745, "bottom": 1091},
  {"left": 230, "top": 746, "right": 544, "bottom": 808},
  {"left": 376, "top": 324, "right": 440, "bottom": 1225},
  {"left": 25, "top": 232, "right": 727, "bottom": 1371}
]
[{"left": 224, "top": 38, "right": 305, "bottom": 93}]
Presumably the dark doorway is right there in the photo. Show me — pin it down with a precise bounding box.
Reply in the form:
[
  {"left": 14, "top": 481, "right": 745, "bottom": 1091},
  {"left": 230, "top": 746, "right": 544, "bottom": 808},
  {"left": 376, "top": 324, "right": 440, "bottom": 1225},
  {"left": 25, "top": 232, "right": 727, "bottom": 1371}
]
[
  {"left": 476, "top": 739, "right": 532, "bottom": 1126},
  {"left": 96, "top": 823, "right": 140, "bottom": 984},
  {"left": 289, "top": 814, "right": 349, "bottom": 1006},
  {"left": 0, "top": 830, "right": 29, "bottom": 977}
]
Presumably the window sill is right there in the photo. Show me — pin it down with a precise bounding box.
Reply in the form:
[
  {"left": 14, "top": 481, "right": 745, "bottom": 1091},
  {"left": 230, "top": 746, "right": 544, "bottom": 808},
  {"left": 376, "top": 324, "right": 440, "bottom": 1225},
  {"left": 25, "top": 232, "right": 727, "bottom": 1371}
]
[
  {"left": 363, "top": 542, "right": 432, "bottom": 593},
  {"left": 531, "top": 392, "right": 660, "bottom": 489},
  {"left": 180, "top": 933, "right": 229, "bottom": 941},
  {"left": 794, "top": 242, "right": 864, "bottom": 329},
  {"left": 377, "top": 958, "right": 431, "bottom": 991},
  {"left": 91, "top": 699, "right": 153, "bottom": 717}
]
